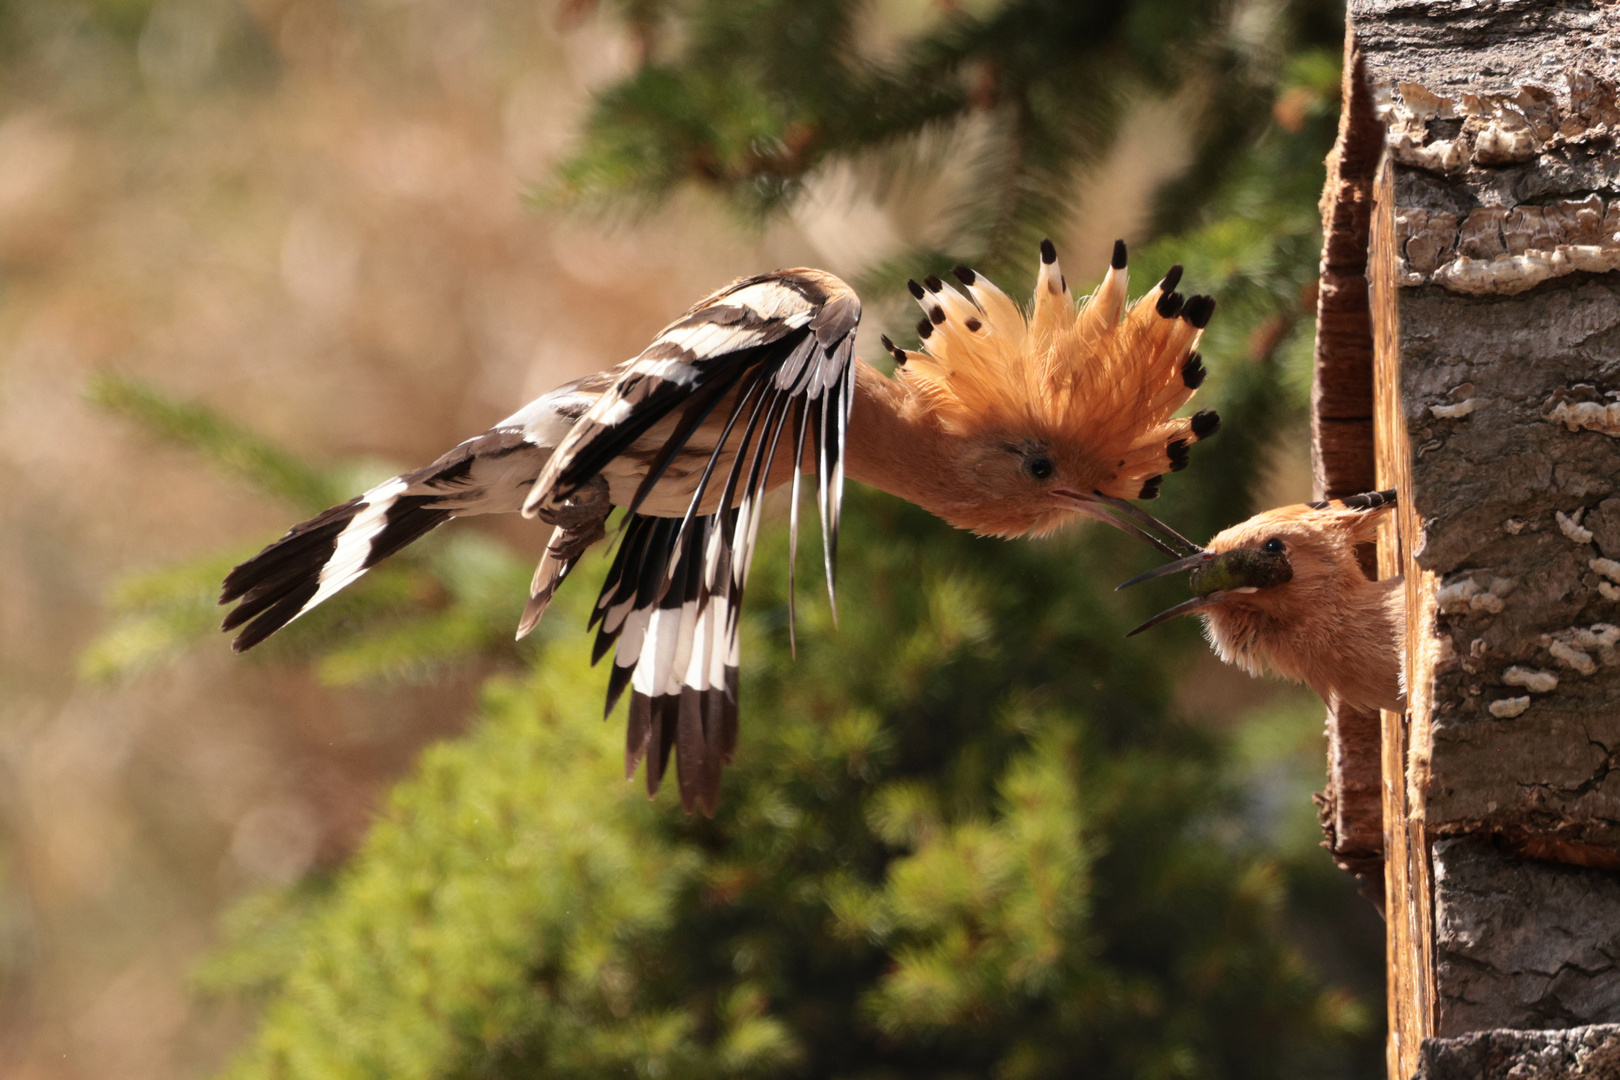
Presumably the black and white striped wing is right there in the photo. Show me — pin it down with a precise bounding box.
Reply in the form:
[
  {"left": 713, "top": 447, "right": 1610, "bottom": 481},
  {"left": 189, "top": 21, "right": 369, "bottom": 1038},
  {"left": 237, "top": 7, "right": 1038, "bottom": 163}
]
[
  {"left": 531, "top": 269, "right": 860, "bottom": 814},
  {"left": 588, "top": 510, "right": 742, "bottom": 815},
  {"left": 219, "top": 373, "right": 609, "bottom": 651}
]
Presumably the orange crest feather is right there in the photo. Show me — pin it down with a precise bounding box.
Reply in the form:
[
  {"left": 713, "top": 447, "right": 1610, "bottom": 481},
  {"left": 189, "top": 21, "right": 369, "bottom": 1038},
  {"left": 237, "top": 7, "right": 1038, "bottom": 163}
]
[{"left": 895, "top": 243, "right": 1216, "bottom": 501}]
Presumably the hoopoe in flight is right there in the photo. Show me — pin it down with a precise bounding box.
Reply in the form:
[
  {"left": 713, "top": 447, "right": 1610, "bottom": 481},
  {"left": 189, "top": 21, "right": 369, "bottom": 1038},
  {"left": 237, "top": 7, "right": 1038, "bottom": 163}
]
[
  {"left": 220, "top": 239, "right": 1220, "bottom": 813},
  {"left": 1119, "top": 489, "right": 1404, "bottom": 713}
]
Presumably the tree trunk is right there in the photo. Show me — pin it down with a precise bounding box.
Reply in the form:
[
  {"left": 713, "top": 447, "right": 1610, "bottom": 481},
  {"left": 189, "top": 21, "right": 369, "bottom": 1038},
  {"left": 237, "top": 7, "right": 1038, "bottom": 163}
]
[{"left": 1314, "top": 4, "right": 1620, "bottom": 1078}]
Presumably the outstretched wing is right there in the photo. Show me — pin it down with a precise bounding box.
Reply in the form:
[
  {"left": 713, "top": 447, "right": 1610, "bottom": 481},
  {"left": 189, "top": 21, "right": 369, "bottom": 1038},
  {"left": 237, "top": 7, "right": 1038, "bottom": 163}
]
[{"left": 529, "top": 269, "right": 860, "bottom": 814}]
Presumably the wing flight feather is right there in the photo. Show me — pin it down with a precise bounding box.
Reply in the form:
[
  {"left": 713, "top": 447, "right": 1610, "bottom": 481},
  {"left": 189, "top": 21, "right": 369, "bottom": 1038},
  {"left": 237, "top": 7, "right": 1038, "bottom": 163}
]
[{"left": 547, "top": 270, "right": 858, "bottom": 813}]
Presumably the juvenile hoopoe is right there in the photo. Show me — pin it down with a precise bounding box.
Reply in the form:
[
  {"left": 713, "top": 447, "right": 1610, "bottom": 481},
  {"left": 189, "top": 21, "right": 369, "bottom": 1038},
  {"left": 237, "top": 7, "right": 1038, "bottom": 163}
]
[
  {"left": 1119, "top": 489, "right": 1404, "bottom": 713},
  {"left": 220, "top": 239, "right": 1219, "bottom": 813}
]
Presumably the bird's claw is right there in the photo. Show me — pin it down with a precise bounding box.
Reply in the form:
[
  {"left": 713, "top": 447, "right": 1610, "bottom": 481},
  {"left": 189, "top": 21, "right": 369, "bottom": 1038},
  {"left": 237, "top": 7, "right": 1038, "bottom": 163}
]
[{"left": 536, "top": 473, "right": 611, "bottom": 531}]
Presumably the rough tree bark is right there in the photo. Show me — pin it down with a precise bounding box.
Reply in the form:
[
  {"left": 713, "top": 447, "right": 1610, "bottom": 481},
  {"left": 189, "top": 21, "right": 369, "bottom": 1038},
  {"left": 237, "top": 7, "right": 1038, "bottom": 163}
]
[{"left": 1312, "top": 3, "right": 1620, "bottom": 1078}]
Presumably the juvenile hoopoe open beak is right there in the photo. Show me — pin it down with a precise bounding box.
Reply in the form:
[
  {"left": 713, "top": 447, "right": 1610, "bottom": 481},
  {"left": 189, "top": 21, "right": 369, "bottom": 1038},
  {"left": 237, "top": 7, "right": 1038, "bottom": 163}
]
[
  {"left": 1120, "top": 544, "right": 1292, "bottom": 636},
  {"left": 1107, "top": 490, "right": 1403, "bottom": 713}
]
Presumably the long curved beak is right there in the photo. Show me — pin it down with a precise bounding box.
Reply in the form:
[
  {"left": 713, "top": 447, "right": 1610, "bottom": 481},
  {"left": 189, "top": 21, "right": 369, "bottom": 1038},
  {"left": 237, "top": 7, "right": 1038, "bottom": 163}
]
[
  {"left": 1050, "top": 489, "right": 1200, "bottom": 559},
  {"left": 1115, "top": 550, "right": 1213, "bottom": 591},
  {"left": 1125, "top": 592, "right": 1224, "bottom": 636},
  {"left": 1082, "top": 491, "right": 1201, "bottom": 553}
]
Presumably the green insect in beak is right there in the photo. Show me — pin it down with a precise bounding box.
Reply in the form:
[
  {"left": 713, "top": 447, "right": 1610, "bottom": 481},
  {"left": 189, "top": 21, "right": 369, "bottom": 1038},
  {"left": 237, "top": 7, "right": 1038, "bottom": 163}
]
[{"left": 1189, "top": 545, "right": 1293, "bottom": 596}]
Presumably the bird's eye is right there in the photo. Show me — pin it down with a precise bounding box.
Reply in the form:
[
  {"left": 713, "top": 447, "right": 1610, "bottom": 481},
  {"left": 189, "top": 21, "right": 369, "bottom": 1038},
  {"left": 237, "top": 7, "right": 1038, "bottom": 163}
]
[
  {"left": 1262, "top": 538, "right": 1285, "bottom": 555},
  {"left": 1026, "top": 456, "right": 1055, "bottom": 481}
]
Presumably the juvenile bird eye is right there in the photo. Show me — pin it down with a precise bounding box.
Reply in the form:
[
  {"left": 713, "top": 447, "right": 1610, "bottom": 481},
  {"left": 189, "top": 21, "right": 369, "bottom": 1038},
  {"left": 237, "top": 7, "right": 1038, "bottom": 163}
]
[
  {"left": 1263, "top": 538, "right": 1285, "bottom": 555},
  {"left": 1026, "top": 456, "right": 1055, "bottom": 481}
]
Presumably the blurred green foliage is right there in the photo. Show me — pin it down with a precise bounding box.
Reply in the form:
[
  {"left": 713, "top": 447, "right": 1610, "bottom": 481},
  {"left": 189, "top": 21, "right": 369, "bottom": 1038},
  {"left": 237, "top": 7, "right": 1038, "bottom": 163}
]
[
  {"left": 76, "top": 0, "right": 1390, "bottom": 1076},
  {"left": 0, "top": 0, "right": 277, "bottom": 104},
  {"left": 548, "top": 0, "right": 1343, "bottom": 275},
  {"left": 194, "top": 495, "right": 1374, "bottom": 1080},
  {"left": 88, "top": 373, "right": 345, "bottom": 513}
]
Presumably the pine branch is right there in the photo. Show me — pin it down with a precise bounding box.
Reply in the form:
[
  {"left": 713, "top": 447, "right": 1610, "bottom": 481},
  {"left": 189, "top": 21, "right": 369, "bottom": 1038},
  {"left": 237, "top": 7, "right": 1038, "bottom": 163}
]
[{"left": 86, "top": 372, "right": 344, "bottom": 513}]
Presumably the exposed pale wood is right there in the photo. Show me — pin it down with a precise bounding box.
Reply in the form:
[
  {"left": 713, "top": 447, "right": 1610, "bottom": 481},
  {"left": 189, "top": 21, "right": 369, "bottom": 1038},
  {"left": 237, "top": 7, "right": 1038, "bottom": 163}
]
[
  {"left": 1311, "top": 32, "right": 1390, "bottom": 897},
  {"left": 1371, "top": 154, "right": 1435, "bottom": 1080}
]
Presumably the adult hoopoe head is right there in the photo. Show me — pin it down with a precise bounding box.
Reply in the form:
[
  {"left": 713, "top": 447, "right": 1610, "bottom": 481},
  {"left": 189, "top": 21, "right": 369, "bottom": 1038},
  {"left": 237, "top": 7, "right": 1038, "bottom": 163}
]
[
  {"left": 870, "top": 239, "right": 1219, "bottom": 544},
  {"left": 1119, "top": 490, "right": 1405, "bottom": 714}
]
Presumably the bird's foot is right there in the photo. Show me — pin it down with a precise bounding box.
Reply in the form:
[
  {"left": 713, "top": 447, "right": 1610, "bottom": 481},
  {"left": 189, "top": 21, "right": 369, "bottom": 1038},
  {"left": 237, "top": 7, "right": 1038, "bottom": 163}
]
[
  {"left": 548, "top": 515, "right": 607, "bottom": 563},
  {"left": 536, "top": 474, "right": 610, "bottom": 531}
]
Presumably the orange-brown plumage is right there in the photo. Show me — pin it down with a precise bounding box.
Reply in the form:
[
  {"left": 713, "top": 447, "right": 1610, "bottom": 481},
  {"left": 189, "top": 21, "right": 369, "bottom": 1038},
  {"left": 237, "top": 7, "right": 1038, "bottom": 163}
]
[
  {"left": 1124, "top": 491, "right": 1404, "bottom": 713},
  {"left": 856, "top": 241, "right": 1219, "bottom": 539}
]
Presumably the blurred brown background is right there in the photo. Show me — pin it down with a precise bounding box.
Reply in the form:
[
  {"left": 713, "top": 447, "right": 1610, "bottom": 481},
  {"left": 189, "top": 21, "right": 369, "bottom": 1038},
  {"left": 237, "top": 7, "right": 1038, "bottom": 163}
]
[{"left": 0, "top": 2, "right": 1300, "bottom": 1077}]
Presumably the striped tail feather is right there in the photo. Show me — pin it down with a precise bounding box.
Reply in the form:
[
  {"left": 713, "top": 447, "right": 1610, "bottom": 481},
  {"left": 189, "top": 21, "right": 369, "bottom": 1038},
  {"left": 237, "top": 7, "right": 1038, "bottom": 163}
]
[
  {"left": 220, "top": 479, "right": 452, "bottom": 651},
  {"left": 220, "top": 426, "right": 550, "bottom": 651}
]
